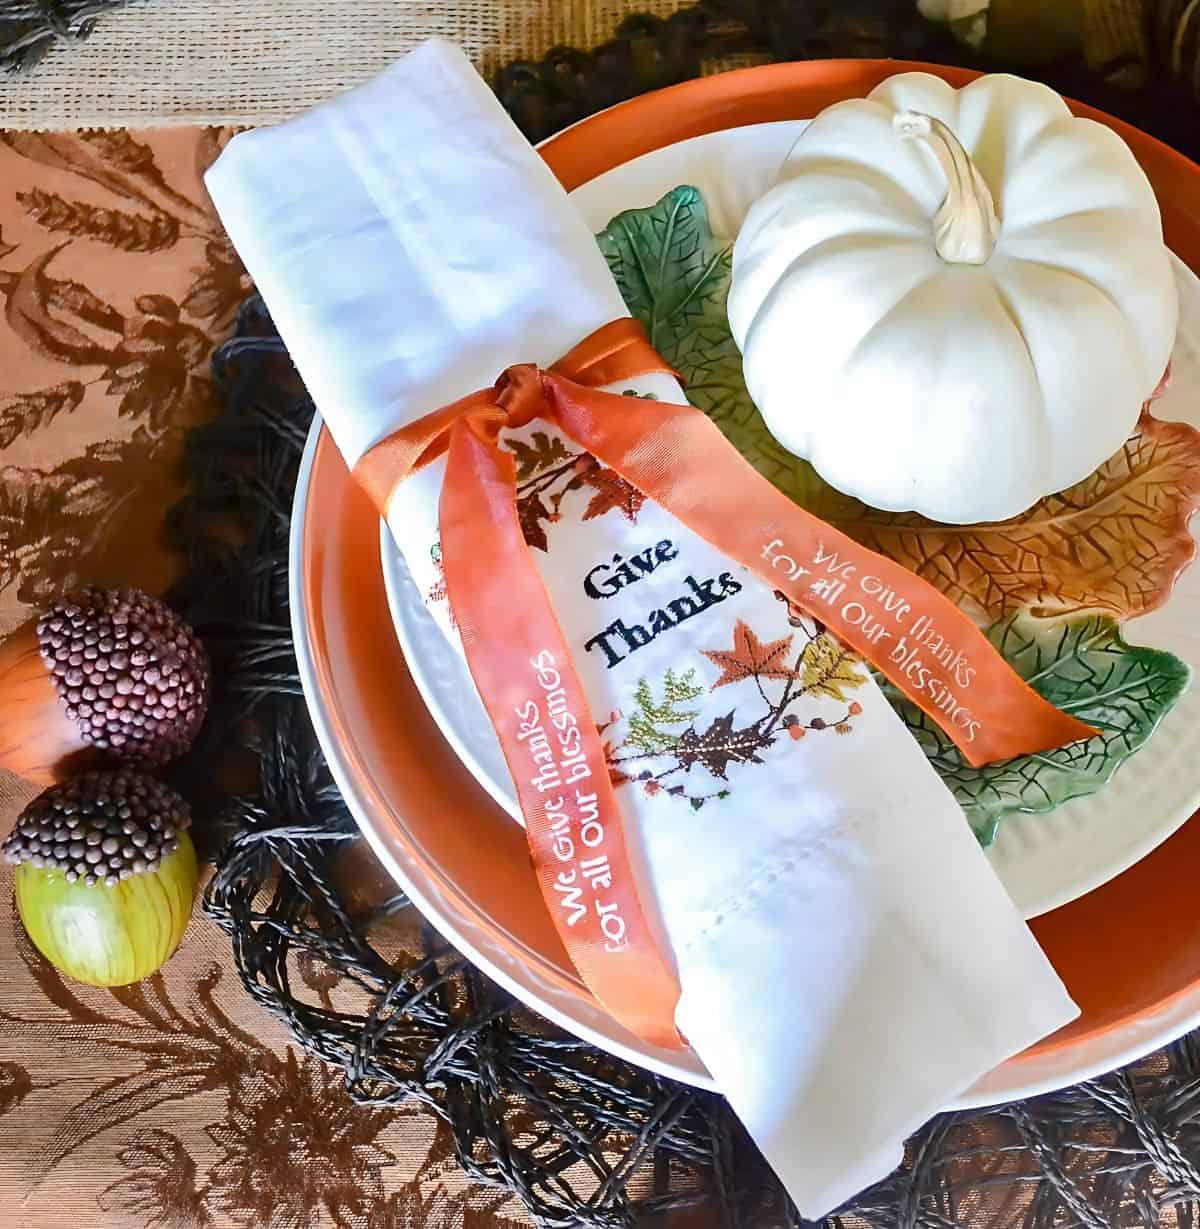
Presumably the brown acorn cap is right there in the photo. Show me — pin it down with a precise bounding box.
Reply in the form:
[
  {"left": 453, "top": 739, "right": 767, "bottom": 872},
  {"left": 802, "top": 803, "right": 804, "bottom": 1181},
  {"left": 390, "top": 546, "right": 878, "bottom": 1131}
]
[
  {"left": 0, "top": 623, "right": 95, "bottom": 785},
  {"left": 36, "top": 588, "right": 210, "bottom": 768},
  {"left": 1, "top": 770, "right": 191, "bottom": 888}
]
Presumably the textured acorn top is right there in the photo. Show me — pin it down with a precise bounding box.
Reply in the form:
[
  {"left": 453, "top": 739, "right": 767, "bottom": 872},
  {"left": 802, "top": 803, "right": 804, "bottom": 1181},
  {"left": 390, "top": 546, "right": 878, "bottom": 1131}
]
[
  {"left": 2, "top": 771, "right": 191, "bottom": 888},
  {"left": 37, "top": 588, "right": 210, "bottom": 765}
]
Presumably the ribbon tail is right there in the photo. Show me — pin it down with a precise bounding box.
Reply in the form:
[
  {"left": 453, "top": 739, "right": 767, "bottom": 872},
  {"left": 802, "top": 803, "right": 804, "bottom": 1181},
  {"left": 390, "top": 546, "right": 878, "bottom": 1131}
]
[
  {"left": 551, "top": 316, "right": 680, "bottom": 387},
  {"left": 439, "top": 418, "right": 685, "bottom": 1050},
  {"left": 540, "top": 377, "right": 1097, "bottom": 770}
]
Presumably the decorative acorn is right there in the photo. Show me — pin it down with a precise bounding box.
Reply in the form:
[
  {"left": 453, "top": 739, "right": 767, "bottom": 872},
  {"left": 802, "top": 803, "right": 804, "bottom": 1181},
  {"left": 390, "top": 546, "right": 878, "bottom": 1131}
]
[
  {"left": 0, "top": 588, "right": 210, "bottom": 785},
  {"left": 2, "top": 771, "right": 197, "bottom": 986}
]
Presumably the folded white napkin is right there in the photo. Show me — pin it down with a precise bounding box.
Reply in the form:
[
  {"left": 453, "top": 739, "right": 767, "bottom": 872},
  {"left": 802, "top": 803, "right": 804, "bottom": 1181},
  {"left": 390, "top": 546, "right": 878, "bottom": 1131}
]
[{"left": 207, "top": 39, "right": 1078, "bottom": 1216}]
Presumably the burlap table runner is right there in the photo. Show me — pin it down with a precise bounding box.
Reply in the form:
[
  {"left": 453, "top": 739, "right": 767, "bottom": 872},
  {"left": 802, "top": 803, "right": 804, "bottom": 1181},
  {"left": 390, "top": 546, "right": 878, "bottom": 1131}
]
[{"left": 1, "top": 0, "right": 691, "bottom": 130}]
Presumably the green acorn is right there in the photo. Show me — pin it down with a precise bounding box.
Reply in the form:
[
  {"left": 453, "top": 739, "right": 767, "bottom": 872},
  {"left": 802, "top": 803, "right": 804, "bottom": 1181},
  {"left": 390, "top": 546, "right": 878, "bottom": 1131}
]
[{"left": 2, "top": 771, "right": 197, "bottom": 986}]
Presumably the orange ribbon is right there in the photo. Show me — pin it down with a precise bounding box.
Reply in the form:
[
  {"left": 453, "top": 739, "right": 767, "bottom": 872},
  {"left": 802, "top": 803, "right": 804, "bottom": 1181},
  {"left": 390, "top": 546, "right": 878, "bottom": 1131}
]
[{"left": 353, "top": 318, "right": 1095, "bottom": 1049}]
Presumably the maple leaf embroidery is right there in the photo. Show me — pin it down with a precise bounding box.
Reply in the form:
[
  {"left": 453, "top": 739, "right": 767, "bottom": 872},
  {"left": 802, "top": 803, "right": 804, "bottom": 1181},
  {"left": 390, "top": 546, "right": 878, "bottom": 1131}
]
[
  {"left": 517, "top": 492, "right": 554, "bottom": 552},
  {"left": 604, "top": 627, "right": 864, "bottom": 810},
  {"left": 581, "top": 466, "right": 645, "bottom": 523},
  {"left": 675, "top": 713, "right": 773, "bottom": 779},
  {"left": 702, "top": 619, "right": 796, "bottom": 688},
  {"left": 507, "top": 430, "right": 572, "bottom": 481},
  {"left": 506, "top": 433, "right": 641, "bottom": 550}
]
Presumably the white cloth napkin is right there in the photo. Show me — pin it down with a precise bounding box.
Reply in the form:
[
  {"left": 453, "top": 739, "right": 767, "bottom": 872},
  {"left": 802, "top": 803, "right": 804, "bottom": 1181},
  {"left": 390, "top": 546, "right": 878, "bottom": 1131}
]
[{"left": 207, "top": 39, "right": 1079, "bottom": 1216}]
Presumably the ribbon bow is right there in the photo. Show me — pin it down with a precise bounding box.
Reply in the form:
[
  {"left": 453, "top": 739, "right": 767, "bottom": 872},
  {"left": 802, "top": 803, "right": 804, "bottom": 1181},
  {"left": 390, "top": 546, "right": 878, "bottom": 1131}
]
[
  {"left": 353, "top": 318, "right": 1094, "bottom": 1049},
  {"left": 355, "top": 318, "right": 670, "bottom": 505}
]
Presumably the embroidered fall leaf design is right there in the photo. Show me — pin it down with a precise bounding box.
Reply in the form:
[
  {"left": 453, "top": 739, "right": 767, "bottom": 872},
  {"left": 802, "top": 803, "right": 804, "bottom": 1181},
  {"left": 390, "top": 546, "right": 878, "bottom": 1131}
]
[
  {"left": 605, "top": 626, "right": 865, "bottom": 808},
  {"left": 798, "top": 632, "right": 865, "bottom": 702},
  {"left": 517, "top": 491, "right": 552, "bottom": 552},
  {"left": 507, "top": 430, "right": 572, "bottom": 482},
  {"left": 674, "top": 712, "right": 773, "bottom": 780},
  {"left": 581, "top": 465, "right": 645, "bottom": 523},
  {"left": 702, "top": 619, "right": 795, "bottom": 687},
  {"left": 508, "top": 427, "right": 642, "bottom": 548},
  {"left": 625, "top": 668, "right": 703, "bottom": 754}
]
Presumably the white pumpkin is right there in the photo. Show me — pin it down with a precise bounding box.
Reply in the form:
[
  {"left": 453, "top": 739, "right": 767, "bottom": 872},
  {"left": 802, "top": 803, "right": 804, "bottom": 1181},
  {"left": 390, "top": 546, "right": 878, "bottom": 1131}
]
[{"left": 728, "top": 72, "right": 1178, "bottom": 523}]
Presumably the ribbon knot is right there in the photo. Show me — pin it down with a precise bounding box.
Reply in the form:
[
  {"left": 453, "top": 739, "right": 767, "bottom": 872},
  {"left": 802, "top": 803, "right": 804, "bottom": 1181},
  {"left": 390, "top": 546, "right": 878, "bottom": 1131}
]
[
  {"left": 493, "top": 363, "right": 550, "bottom": 430},
  {"left": 351, "top": 318, "right": 1095, "bottom": 1052},
  {"left": 491, "top": 358, "right": 548, "bottom": 427},
  {"left": 353, "top": 318, "right": 672, "bottom": 513}
]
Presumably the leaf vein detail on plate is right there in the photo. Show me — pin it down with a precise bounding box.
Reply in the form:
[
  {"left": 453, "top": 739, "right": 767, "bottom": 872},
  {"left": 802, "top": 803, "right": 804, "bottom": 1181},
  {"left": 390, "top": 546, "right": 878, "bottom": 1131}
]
[{"left": 597, "top": 184, "right": 1196, "bottom": 844}]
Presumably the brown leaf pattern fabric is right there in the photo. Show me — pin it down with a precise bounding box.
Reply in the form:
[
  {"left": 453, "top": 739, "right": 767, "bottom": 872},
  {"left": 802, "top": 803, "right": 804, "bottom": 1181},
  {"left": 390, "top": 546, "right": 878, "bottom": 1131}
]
[
  {"left": 0, "top": 127, "right": 530, "bottom": 1229},
  {"left": 0, "top": 127, "right": 247, "bottom": 621}
]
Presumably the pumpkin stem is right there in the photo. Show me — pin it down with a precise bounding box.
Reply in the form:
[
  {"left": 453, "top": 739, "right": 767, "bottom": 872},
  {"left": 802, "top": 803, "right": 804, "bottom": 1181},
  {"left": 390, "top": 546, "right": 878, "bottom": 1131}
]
[{"left": 893, "top": 110, "right": 998, "bottom": 265}]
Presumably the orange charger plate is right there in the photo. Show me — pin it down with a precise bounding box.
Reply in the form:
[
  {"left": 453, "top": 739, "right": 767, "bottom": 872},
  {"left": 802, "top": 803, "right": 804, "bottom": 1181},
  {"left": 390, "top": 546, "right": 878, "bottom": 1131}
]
[{"left": 295, "top": 60, "right": 1200, "bottom": 1101}]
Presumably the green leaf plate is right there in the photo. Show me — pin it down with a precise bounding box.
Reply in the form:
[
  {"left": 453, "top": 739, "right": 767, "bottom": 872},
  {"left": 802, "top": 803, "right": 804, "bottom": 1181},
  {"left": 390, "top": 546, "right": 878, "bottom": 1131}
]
[
  {"left": 597, "top": 184, "right": 1195, "bottom": 846},
  {"left": 881, "top": 614, "right": 1189, "bottom": 843}
]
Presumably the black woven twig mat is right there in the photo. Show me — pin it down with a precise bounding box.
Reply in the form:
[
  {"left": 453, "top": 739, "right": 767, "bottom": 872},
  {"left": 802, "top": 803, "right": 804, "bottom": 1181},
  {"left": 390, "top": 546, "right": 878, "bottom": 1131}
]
[
  {"left": 22, "top": 1, "right": 1191, "bottom": 1226},
  {"left": 166, "top": 294, "right": 1200, "bottom": 1229}
]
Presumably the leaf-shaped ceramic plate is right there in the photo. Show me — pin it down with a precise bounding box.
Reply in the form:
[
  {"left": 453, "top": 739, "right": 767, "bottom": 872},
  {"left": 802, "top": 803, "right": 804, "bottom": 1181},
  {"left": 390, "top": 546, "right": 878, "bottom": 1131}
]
[
  {"left": 381, "top": 122, "right": 1200, "bottom": 919},
  {"left": 882, "top": 614, "right": 1190, "bottom": 845},
  {"left": 597, "top": 184, "right": 1195, "bottom": 846}
]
